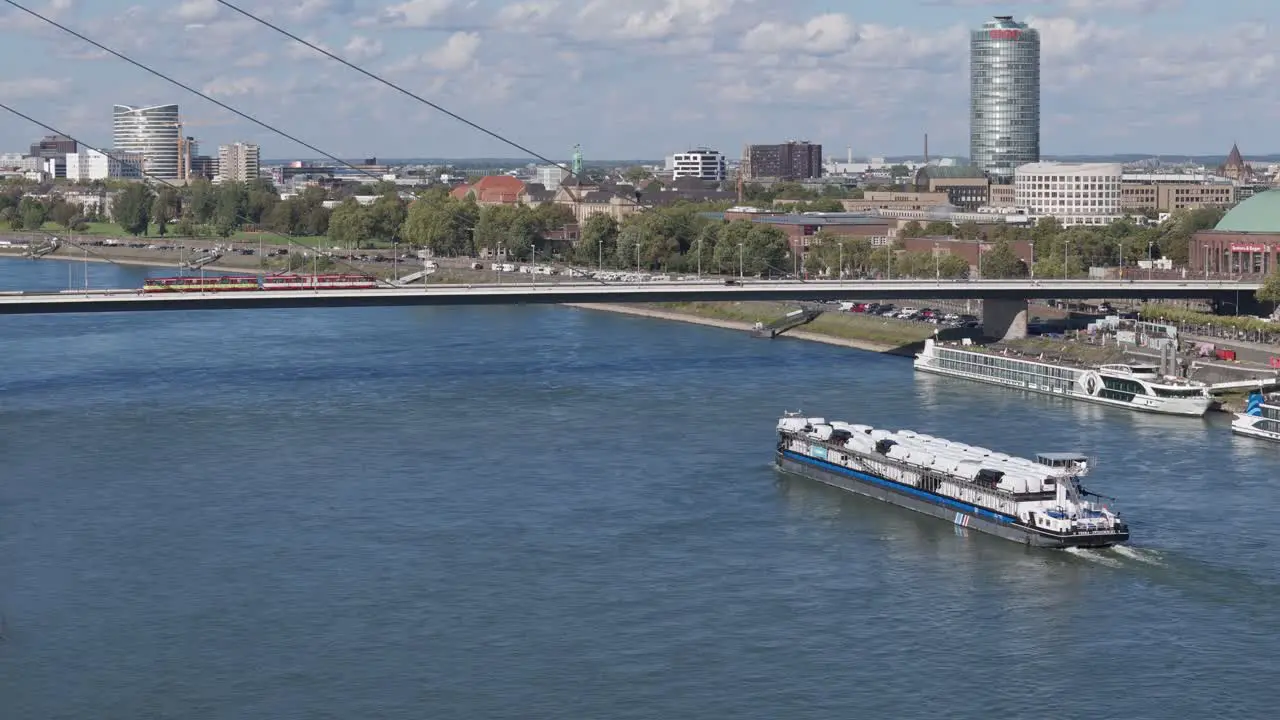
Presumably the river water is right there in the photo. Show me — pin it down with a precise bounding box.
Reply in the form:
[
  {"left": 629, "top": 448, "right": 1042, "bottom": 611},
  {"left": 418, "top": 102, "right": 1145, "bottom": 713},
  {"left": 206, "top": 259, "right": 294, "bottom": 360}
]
[{"left": 1, "top": 258, "right": 1277, "bottom": 718}]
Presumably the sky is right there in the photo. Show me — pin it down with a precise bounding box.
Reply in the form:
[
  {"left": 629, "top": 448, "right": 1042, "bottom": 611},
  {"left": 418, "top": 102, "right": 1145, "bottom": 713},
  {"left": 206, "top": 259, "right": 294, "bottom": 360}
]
[{"left": 0, "top": 0, "right": 1278, "bottom": 162}]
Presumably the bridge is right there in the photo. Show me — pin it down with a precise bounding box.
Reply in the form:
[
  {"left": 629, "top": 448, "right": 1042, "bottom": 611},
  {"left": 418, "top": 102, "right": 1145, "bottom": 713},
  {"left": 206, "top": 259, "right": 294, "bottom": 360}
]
[{"left": 0, "top": 278, "right": 1264, "bottom": 340}]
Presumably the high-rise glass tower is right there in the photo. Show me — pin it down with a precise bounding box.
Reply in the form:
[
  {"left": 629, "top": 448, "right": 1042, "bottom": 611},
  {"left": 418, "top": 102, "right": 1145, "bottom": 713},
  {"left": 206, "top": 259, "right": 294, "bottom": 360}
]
[
  {"left": 112, "top": 104, "right": 180, "bottom": 179},
  {"left": 969, "top": 16, "right": 1039, "bottom": 183}
]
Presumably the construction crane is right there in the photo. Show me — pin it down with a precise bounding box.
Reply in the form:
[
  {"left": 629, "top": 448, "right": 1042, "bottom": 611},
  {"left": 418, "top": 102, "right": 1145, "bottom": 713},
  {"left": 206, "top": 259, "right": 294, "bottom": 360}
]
[{"left": 167, "top": 118, "right": 230, "bottom": 180}]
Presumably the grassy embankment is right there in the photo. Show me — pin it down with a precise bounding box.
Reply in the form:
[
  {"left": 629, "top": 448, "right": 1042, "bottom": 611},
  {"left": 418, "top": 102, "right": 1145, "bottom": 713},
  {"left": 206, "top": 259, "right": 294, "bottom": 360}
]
[
  {"left": 22, "top": 221, "right": 327, "bottom": 245},
  {"left": 655, "top": 301, "right": 938, "bottom": 349}
]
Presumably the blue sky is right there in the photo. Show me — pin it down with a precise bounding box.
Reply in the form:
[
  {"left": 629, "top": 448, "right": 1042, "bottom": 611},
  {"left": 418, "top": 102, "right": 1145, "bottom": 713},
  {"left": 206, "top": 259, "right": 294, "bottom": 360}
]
[{"left": 1, "top": 0, "right": 1278, "bottom": 161}]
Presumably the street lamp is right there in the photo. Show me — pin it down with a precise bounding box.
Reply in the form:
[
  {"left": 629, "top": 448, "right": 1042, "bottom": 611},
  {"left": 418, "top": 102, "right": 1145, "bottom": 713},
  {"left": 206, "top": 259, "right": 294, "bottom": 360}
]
[
  {"left": 838, "top": 243, "right": 844, "bottom": 285},
  {"left": 1147, "top": 240, "right": 1154, "bottom": 281},
  {"left": 598, "top": 239, "right": 603, "bottom": 272},
  {"left": 934, "top": 243, "right": 940, "bottom": 282},
  {"left": 1063, "top": 239, "right": 1070, "bottom": 280},
  {"left": 696, "top": 235, "right": 702, "bottom": 279},
  {"left": 737, "top": 242, "right": 744, "bottom": 279},
  {"left": 635, "top": 240, "right": 641, "bottom": 273}
]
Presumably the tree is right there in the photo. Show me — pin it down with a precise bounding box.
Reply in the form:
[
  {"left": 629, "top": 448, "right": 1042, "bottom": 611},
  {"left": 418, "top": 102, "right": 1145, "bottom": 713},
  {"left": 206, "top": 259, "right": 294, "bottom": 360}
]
[
  {"left": 244, "top": 179, "right": 279, "bottom": 224},
  {"left": 18, "top": 197, "right": 47, "bottom": 230},
  {"left": 741, "top": 225, "right": 789, "bottom": 276},
  {"left": 980, "top": 239, "right": 1029, "bottom": 278},
  {"left": 1257, "top": 270, "right": 1280, "bottom": 304},
  {"left": 472, "top": 205, "right": 517, "bottom": 255},
  {"left": 955, "top": 221, "right": 982, "bottom": 240},
  {"left": 49, "top": 200, "right": 78, "bottom": 229},
  {"left": 186, "top": 178, "right": 218, "bottom": 223},
  {"left": 712, "top": 219, "right": 756, "bottom": 275},
  {"left": 688, "top": 223, "right": 718, "bottom": 274},
  {"left": 622, "top": 166, "right": 652, "bottom": 184},
  {"left": 367, "top": 193, "right": 407, "bottom": 245},
  {"left": 112, "top": 183, "right": 154, "bottom": 236},
  {"left": 937, "top": 254, "right": 970, "bottom": 279},
  {"left": 2, "top": 205, "right": 21, "bottom": 230},
  {"left": 327, "top": 199, "right": 372, "bottom": 249},
  {"left": 922, "top": 220, "right": 957, "bottom": 237},
  {"left": 401, "top": 197, "right": 479, "bottom": 256},
  {"left": 576, "top": 213, "right": 619, "bottom": 267},
  {"left": 899, "top": 220, "right": 924, "bottom": 239},
  {"left": 151, "top": 188, "right": 178, "bottom": 237},
  {"left": 213, "top": 182, "right": 247, "bottom": 237}
]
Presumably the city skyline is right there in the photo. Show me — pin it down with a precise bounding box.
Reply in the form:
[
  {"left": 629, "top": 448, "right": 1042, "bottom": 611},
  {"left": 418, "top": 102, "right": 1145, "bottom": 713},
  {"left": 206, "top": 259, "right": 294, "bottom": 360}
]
[{"left": 0, "top": 1, "right": 1278, "bottom": 159}]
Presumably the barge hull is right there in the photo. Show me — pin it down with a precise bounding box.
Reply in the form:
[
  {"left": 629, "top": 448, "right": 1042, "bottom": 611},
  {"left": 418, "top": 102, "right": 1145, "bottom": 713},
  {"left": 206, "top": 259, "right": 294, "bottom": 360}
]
[{"left": 776, "top": 451, "right": 1125, "bottom": 549}]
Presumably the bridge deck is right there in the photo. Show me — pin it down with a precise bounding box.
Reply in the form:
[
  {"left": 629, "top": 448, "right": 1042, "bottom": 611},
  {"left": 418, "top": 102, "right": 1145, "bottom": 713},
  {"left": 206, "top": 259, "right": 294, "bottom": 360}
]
[{"left": 0, "top": 279, "right": 1262, "bottom": 315}]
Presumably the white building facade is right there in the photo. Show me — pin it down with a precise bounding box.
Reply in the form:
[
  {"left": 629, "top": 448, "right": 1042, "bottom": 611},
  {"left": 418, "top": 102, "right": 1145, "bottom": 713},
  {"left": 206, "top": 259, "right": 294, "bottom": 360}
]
[
  {"left": 671, "top": 149, "right": 727, "bottom": 181},
  {"left": 65, "top": 148, "right": 145, "bottom": 181},
  {"left": 1014, "top": 162, "right": 1123, "bottom": 226},
  {"left": 216, "top": 142, "right": 261, "bottom": 183},
  {"left": 113, "top": 103, "right": 180, "bottom": 179},
  {"left": 535, "top": 165, "right": 568, "bottom": 188}
]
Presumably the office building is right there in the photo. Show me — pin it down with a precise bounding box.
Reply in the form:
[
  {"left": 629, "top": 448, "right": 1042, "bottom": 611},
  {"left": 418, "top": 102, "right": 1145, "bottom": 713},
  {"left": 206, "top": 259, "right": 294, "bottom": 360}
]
[
  {"left": 65, "top": 148, "right": 144, "bottom": 181},
  {"left": 29, "top": 134, "right": 77, "bottom": 158},
  {"left": 217, "top": 142, "right": 261, "bottom": 183},
  {"left": 535, "top": 165, "right": 569, "bottom": 188},
  {"left": 1014, "top": 162, "right": 1122, "bottom": 226},
  {"left": 742, "top": 141, "right": 822, "bottom": 180},
  {"left": 670, "top": 148, "right": 727, "bottom": 181},
  {"left": 970, "top": 16, "right": 1040, "bottom": 183},
  {"left": 113, "top": 103, "right": 180, "bottom": 179},
  {"left": 914, "top": 165, "right": 991, "bottom": 210}
]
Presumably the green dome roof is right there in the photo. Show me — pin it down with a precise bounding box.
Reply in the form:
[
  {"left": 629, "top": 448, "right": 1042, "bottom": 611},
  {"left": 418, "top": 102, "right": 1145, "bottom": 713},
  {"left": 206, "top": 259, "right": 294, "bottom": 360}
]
[{"left": 1215, "top": 190, "right": 1280, "bottom": 232}]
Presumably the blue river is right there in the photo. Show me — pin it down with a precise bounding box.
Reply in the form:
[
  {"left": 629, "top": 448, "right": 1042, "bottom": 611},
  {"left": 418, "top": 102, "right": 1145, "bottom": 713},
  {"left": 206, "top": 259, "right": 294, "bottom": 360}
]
[{"left": 0, "top": 257, "right": 1277, "bottom": 718}]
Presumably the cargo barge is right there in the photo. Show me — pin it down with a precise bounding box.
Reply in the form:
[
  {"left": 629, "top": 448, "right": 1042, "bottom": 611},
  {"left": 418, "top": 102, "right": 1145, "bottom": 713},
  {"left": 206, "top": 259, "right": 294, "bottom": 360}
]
[{"left": 775, "top": 414, "right": 1129, "bottom": 548}]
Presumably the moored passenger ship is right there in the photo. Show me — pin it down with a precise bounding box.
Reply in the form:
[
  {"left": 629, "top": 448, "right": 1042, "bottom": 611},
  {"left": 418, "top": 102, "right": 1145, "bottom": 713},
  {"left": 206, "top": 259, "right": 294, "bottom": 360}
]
[
  {"left": 1232, "top": 391, "right": 1280, "bottom": 442},
  {"left": 775, "top": 415, "right": 1128, "bottom": 548},
  {"left": 913, "top": 339, "right": 1213, "bottom": 417}
]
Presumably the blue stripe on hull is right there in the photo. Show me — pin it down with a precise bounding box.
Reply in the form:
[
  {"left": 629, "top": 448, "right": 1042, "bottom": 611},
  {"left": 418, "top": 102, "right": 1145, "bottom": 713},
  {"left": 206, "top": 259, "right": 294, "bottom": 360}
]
[{"left": 780, "top": 450, "right": 1016, "bottom": 524}]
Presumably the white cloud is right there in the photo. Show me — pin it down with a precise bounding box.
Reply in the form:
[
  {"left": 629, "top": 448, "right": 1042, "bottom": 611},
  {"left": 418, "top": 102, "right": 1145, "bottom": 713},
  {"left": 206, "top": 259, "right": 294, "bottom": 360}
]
[
  {"left": 343, "top": 35, "right": 384, "bottom": 61},
  {"left": 173, "top": 0, "right": 218, "bottom": 23},
  {"left": 423, "top": 31, "right": 480, "bottom": 70},
  {"left": 202, "top": 76, "right": 272, "bottom": 96},
  {"left": 574, "top": 0, "right": 739, "bottom": 41},
  {"left": 1062, "top": 0, "right": 1182, "bottom": 12},
  {"left": 496, "top": 0, "right": 559, "bottom": 29},
  {"left": 0, "top": 77, "right": 68, "bottom": 99},
  {"left": 235, "top": 51, "right": 273, "bottom": 67},
  {"left": 368, "top": 0, "right": 453, "bottom": 27},
  {"left": 741, "top": 14, "right": 856, "bottom": 55}
]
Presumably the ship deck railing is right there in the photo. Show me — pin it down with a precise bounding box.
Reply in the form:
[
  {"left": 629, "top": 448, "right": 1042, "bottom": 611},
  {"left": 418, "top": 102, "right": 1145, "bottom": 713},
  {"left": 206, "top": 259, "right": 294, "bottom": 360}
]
[{"left": 787, "top": 434, "right": 1023, "bottom": 518}]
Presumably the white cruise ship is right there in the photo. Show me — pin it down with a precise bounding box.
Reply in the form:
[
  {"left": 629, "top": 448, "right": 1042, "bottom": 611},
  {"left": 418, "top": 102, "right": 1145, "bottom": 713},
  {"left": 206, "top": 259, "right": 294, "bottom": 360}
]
[
  {"left": 1232, "top": 392, "right": 1280, "bottom": 442},
  {"left": 914, "top": 339, "right": 1213, "bottom": 417}
]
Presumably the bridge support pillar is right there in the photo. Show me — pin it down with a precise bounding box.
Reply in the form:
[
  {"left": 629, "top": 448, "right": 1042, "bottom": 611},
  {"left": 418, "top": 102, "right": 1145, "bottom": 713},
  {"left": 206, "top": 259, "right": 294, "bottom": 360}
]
[{"left": 981, "top": 298, "right": 1028, "bottom": 340}]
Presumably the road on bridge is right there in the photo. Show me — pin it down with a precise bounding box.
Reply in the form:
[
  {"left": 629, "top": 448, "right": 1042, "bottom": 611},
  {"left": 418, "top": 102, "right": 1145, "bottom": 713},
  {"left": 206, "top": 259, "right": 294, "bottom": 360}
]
[{"left": 0, "top": 279, "right": 1262, "bottom": 315}]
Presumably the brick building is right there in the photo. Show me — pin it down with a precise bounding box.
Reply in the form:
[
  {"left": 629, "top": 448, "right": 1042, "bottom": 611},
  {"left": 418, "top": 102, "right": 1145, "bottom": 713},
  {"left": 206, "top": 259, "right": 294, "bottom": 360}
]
[{"left": 1190, "top": 189, "right": 1280, "bottom": 276}]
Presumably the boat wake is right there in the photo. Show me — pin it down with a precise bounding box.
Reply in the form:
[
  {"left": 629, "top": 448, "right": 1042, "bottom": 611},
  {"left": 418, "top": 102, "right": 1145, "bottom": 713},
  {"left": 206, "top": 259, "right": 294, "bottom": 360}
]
[
  {"left": 1108, "top": 544, "right": 1165, "bottom": 566},
  {"left": 1062, "top": 546, "right": 1123, "bottom": 567}
]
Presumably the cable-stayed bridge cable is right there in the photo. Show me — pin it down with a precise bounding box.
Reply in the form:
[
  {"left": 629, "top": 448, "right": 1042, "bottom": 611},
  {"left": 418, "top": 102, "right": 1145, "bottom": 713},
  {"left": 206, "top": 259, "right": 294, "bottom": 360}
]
[
  {"left": 213, "top": 0, "right": 649, "bottom": 210},
  {"left": 1, "top": 0, "right": 384, "bottom": 183},
  {"left": 0, "top": 100, "right": 393, "bottom": 284}
]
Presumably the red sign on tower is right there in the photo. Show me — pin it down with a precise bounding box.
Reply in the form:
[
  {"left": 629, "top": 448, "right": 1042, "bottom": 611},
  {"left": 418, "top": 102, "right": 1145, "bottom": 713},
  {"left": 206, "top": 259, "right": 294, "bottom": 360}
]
[{"left": 988, "top": 29, "right": 1021, "bottom": 40}]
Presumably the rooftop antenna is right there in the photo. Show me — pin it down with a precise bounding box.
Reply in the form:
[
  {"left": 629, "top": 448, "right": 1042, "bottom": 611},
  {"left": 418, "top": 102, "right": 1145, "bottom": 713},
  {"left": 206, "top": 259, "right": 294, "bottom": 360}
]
[{"left": 924, "top": 132, "right": 929, "bottom": 165}]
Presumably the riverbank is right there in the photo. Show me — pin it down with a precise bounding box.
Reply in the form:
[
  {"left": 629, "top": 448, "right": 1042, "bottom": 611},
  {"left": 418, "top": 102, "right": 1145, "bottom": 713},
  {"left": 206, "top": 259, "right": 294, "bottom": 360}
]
[
  {"left": 0, "top": 247, "right": 255, "bottom": 276},
  {"left": 565, "top": 302, "right": 938, "bottom": 355}
]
